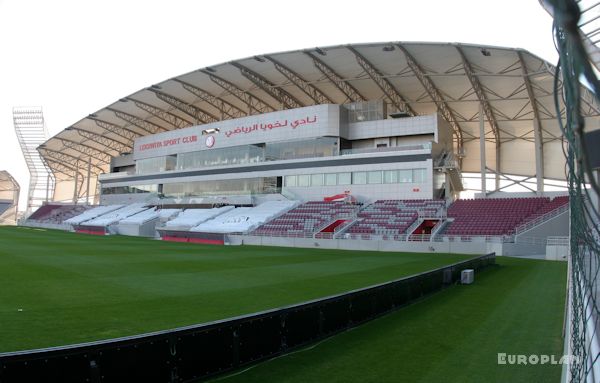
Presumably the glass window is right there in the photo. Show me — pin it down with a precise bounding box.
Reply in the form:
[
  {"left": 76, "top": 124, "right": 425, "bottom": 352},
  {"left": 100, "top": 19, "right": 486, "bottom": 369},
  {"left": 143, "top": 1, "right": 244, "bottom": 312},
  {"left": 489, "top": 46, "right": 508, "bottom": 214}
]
[
  {"left": 399, "top": 169, "right": 412, "bottom": 183},
  {"left": 136, "top": 157, "right": 167, "bottom": 174},
  {"left": 344, "top": 100, "right": 385, "bottom": 123},
  {"left": 384, "top": 170, "right": 398, "bottom": 184},
  {"left": 367, "top": 171, "right": 382, "bottom": 184},
  {"left": 311, "top": 173, "right": 323, "bottom": 186},
  {"left": 166, "top": 155, "right": 177, "bottom": 171},
  {"left": 325, "top": 173, "right": 337, "bottom": 186},
  {"left": 338, "top": 173, "right": 351, "bottom": 185},
  {"left": 298, "top": 175, "right": 310, "bottom": 187},
  {"left": 413, "top": 168, "right": 426, "bottom": 183},
  {"left": 352, "top": 171, "right": 367, "bottom": 185},
  {"left": 285, "top": 175, "right": 297, "bottom": 187},
  {"left": 161, "top": 177, "right": 279, "bottom": 198}
]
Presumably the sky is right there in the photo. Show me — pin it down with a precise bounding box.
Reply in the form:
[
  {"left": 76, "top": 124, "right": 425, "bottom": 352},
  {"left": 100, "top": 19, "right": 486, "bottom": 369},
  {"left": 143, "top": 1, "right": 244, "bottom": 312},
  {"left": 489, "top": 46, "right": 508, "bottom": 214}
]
[{"left": 0, "top": 0, "right": 557, "bottom": 210}]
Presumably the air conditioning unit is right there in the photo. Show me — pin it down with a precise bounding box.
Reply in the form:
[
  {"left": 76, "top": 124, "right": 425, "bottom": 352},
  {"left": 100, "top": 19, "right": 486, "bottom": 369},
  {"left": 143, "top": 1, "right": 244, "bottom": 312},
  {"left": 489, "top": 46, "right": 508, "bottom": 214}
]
[{"left": 461, "top": 269, "right": 474, "bottom": 284}]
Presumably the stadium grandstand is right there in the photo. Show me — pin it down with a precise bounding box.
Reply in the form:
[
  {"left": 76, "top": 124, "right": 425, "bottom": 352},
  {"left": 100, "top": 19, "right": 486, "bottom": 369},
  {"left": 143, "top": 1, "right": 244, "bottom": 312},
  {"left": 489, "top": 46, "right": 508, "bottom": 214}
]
[
  {"left": 10, "top": 30, "right": 600, "bottom": 381},
  {"left": 19, "top": 41, "right": 594, "bottom": 256},
  {"left": 0, "top": 171, "right": 19, "bottom": 225}
]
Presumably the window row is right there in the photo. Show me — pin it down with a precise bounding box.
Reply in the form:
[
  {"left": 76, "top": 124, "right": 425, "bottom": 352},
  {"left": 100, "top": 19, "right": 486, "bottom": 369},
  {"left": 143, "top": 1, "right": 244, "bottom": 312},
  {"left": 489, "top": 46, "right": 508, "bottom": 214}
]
[
  {"left": 284, "top": 168, "right": 427, "bottom": 188},
  {"left": 136, "top": 137, "right": 338, "bottom": 175},
  {"left": 102, "top": 184, "right": 159, "bottom": 195}
]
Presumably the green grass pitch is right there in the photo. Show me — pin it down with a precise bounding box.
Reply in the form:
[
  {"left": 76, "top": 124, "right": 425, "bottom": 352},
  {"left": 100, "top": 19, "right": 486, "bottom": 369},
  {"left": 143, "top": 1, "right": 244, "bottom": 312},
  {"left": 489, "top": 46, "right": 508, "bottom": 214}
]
[
  {"left": 0, "top": 226, "right": 567, "bottom": 382},
  {"left": 0, "top": 226, "right": 472, "bottom": 352},
  {"left": 216, "top": 256, "right": 567, "bottom": 383}
]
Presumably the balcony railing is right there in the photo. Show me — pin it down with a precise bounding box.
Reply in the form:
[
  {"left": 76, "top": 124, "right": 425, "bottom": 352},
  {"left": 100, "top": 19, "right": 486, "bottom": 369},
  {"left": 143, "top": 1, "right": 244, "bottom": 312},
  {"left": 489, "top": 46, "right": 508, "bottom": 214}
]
[{"left": 340, "top": 143, "right": 431, "bottom": 156}]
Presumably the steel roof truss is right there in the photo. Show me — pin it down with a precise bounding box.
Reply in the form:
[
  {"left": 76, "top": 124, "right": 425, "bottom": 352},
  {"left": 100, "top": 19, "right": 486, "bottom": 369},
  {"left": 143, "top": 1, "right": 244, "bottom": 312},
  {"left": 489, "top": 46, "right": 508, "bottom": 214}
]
[
  {"left": 398, "top": 45, "right": 464, "bottom": 152},
  {"left": 230, "top": 62, "right": 304, "bottom": 109},
  {"left": 39, "top": 148, "right": 105, "bottom": 174},
  {"left": 348, "top": 46, "right": 416, "bottom": 115},
  {"left": 304, "top": 51, "right": 365, "bottom": 103},
  {"left": 128, "top": 98, "right": 193, "bottom": 130},
  {"left": 88, "top": 117, "right": 140, "bottom": 142},
  {"left": 266, "top": 56, "right": 334, "bottom": 105},
  {"left": 70, "top": 128, "right": 132, "bottom": 153},
  {"left": 148, "top": 89, "right": 218, "bottom": 125},
  {"left": 108, "top": 108, "right": 167, "bottom": 134},
  {"left": 57, "top": 138, "right": 112, "bottom": 164},
  {"left": 202, "top": 71, "right": 276, "bottom": 115},
  {"left": 174, "top": 79, "right": 246, "bottom": 119}
]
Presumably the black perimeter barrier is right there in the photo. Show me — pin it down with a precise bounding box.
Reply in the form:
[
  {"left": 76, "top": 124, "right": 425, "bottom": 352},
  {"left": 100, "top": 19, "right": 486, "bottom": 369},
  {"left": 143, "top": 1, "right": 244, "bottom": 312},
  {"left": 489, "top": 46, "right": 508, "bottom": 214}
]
[{"left": 0, "top": 253, "right": 496, "bottom": 383}]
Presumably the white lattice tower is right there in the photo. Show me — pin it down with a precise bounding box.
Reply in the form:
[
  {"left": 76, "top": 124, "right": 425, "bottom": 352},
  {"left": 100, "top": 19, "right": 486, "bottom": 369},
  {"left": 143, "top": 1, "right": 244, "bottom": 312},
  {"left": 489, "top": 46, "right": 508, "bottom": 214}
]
[{"left": 13, "top": 106, "right": 55, "bottom": 213}]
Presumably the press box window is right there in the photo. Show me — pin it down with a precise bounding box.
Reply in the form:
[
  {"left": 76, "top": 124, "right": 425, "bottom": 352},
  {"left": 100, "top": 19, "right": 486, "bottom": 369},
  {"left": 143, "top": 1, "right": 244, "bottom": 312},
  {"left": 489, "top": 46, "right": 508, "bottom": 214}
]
[
  {"left": 324, "top": 173, "right": 337, "bottom": 186},
  {"left": 368, "top": 171, "right": 382, "bottom": 184},
  {"left": 338, "top": 173, "right": 351, "bottom": 185},
  {"left": 285, "top": 175, "right": 297, "bottom": 187},
  {"left": 399, "top": 169, "right": 412, "bottom": 183},
  {"left": 311, "top": 174, "right": 324, "bottom": 186},
  {"left": 413, "top": 168, "right": 426, "bottom": 183},
  {"left": 384, "top": 170, "right": 398, "bottom": 184},
  {"left": 352, "top": 172, "right": 367, "bottom": 185},
  {"left": 297, "top": 175, "right": 310, "bottom": 187}
]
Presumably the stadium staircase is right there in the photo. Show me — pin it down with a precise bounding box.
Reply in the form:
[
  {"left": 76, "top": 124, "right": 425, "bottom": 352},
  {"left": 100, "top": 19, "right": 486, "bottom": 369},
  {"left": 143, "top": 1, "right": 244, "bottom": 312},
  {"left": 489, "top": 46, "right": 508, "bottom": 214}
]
[
  {"left": 337, "top": 200, "right": 445, "bottom": 240},
  {"left": 117, "top": 207, "right": 182, "bottom": 237},
  {"left": 161, "top": 206, "right": 235, "bottom": 231},
  {"left": 190, "top": 201, "right": 297, "bottom": 234},
  {"left": 23, "top": 204, "right": 93, "bottom": 230},
  {"left": 434, "top": 151, "right": 464, "bottom": 192},
  {"left": 251, "top": 201, "right": 360, "bottom": 238}
]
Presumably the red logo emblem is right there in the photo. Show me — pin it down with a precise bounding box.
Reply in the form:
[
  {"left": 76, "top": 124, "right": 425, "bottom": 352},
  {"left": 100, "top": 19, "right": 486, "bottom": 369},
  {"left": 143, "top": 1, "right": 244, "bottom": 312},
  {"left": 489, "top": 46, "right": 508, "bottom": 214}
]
[{"left": 205, "top": 135, "right": 215, "bottom": 148}]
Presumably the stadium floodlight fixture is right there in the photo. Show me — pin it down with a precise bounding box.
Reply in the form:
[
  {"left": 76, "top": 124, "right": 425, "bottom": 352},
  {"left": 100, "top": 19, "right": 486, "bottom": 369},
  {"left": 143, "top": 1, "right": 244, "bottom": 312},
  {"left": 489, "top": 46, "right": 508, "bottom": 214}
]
[
  {"left": 204, "top": 67, "right": 217, "bottom": 73},
  {"left": 88, "top": 114, "right": 98, "bottom": 118},
  {"left": 253, "top": 56, "right": 266, "bottom": 63},
  {"left": 480, "top": 48, "right": 491, "bottom": 57},
  {"left": 382, "top": 45, "right": 395, "bottom": 52},
  {"left": 119, "top": 98, "right": 128, "bottom": 103},
  {"left": 151, "top": 84, "right": 162, "bottom": 90}
]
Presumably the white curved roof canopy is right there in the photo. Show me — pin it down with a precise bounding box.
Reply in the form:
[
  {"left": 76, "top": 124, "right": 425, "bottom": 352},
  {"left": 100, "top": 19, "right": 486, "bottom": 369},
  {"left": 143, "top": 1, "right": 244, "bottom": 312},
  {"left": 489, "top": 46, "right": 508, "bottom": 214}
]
[{"left": 39, "top": 41, "right": 600, "bottom": 183}]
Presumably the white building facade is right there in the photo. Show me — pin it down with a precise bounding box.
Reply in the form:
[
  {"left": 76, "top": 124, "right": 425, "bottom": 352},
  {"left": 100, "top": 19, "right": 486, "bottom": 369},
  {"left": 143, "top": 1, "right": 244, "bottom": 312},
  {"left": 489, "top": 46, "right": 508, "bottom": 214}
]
[{"left": 98, "top": 102, "right": 454, "bottom": 205}]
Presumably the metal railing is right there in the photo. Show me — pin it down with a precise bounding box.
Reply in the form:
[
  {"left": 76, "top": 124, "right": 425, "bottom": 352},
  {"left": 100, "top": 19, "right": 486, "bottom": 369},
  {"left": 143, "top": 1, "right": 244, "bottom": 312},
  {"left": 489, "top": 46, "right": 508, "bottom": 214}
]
[
  {"left": 547, "top": 236, "right": 569, "bottom": 246},
  {"left": 515, "top": 236, "right": 549, "bottom": 246},
  {"left": 246, "top": 231, "right": 516, "bottom": 244},
  {"left": 340, "top": 143, "right": 430, "bottom": 156},
  {"left": 514, "top": 204, "right": 569, "bottom": 235}
]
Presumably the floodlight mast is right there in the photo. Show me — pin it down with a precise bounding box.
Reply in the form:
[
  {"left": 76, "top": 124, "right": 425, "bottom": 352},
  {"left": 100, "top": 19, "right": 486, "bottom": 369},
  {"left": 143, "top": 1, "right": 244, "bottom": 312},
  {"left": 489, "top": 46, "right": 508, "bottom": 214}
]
[{"left": 13, "top": 106, "right": 55, "bottom": 214}]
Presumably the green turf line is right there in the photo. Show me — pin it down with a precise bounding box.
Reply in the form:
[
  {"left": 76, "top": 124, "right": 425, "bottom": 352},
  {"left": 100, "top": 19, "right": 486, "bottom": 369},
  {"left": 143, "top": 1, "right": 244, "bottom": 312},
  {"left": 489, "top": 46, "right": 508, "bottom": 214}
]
[
  {"left": 0, "top": 226, "right": 471, "bottom": 352},
  {"left": 215, "top": 257, "right": 567, "bottom": 383}
]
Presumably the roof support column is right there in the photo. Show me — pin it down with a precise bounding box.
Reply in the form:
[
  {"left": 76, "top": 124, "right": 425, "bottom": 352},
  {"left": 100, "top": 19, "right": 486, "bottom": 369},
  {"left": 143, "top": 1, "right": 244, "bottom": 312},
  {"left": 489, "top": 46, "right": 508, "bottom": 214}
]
[
  {"left": 479, "top": 103, "right": 487, "bottom": 197},
  {"left": 46, "top": 174, "right": 51, "bottom": 203},
  {"left": 86, "top": 157, "right": 92, "bottom": 205},
  {"left": 496, "top": 142, "right": 501, "bottom": 191},
  {"left": 73, "top": 160, "right": 79, "bottom": 204},
  {"left": 534, "top": 117, "right": 545, "bottom": 195}
]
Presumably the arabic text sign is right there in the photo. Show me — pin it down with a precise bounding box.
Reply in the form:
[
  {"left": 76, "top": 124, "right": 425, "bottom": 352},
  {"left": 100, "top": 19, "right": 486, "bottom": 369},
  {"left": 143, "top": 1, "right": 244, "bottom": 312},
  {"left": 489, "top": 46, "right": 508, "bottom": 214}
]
[
  {"left": 224, "top": 116, "right": 318, "bottom": 138},
  {"left": 132, "top": 104, "right": 339, "bottom": 160}
]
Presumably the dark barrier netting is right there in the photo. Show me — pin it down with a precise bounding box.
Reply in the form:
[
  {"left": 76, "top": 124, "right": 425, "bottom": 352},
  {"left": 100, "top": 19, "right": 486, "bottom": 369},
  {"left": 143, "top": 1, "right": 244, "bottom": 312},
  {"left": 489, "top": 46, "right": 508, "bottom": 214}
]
[{"left": 0, "top": 253, "right": 495, "bottom": 383}]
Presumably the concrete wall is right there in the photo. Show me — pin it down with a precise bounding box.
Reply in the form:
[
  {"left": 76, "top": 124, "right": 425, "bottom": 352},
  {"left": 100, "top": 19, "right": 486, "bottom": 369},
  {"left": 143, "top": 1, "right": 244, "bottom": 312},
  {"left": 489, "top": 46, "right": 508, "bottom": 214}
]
[
  {"left": 546, "top": 244, "right": 569, "bottom": 261},
  {"left": 503, "top": 242, "right": 546, "bottom": 256},
  {"left": 228, "top": 235, "right": 491, "bottom": 255}
]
